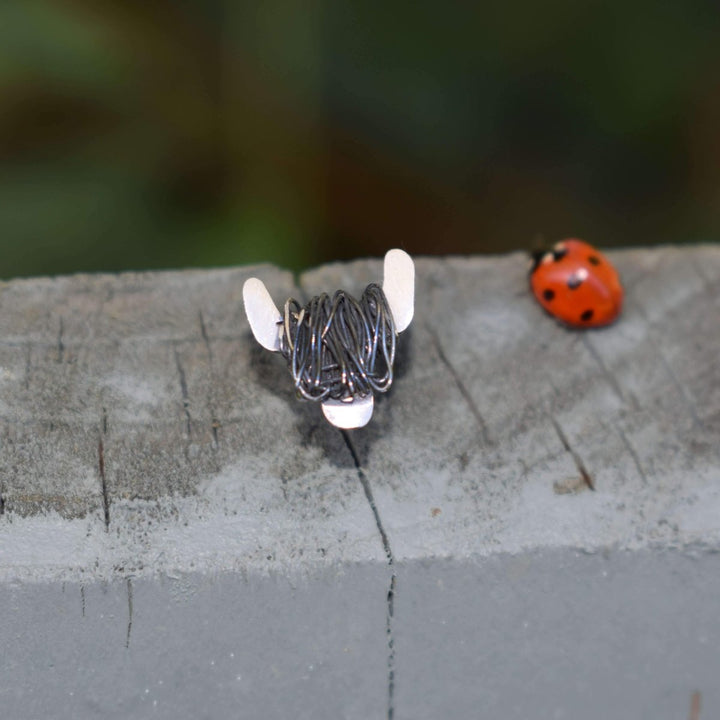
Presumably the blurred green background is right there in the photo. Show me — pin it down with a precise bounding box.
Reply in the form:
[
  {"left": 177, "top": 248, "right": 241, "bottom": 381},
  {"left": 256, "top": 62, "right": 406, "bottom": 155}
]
[{"left": 1, "top": 0, "right": 719, "bottom": 278}]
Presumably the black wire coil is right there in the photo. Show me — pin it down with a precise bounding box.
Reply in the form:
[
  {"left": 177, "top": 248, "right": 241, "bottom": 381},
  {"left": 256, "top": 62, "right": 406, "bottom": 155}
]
[{"left": 278, "top": 283, "right": 397, "bottom": 402}]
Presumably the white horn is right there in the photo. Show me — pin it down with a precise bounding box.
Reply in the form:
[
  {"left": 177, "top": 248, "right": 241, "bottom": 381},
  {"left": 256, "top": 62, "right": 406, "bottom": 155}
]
[
  {"left": 243, "top": 278, "right": 282, "bottom": 351},
  {"left": 383, "top": 249, "right": 415, "bottom": 333}
]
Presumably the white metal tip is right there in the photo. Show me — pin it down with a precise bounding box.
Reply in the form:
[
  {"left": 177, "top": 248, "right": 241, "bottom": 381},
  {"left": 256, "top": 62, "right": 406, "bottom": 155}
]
[
  {"left": 383, "top": 249, "right": 415, "bottom": 333},
  {"left": 242, "top": 278, "right": 282, "bottom": 351},
  {"left": 321, "top": 395, "right": 375, "bottom": 429}
]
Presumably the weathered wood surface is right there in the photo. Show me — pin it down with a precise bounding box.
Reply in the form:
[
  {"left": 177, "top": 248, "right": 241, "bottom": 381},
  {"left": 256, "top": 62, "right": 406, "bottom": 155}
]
[
  {"left": 1, "top": 246, "right": 720, "bottom": 720},
  {"left": 0, "top": 246, "right": 719, "bottom": 581}
]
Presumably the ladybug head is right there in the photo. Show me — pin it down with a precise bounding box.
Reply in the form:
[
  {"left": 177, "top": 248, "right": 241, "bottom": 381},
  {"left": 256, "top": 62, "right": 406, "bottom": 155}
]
[{"left": 529, "top": 242, "right": 568, "bottom": 273}]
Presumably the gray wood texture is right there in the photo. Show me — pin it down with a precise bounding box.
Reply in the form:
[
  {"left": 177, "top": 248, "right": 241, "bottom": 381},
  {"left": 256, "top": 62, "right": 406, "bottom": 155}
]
[
  {"left": 1, "top": 246, "right": 719, "bottom": 581},
  {"left": 1, "top": 246, "right": 719, "bottom": 720}
]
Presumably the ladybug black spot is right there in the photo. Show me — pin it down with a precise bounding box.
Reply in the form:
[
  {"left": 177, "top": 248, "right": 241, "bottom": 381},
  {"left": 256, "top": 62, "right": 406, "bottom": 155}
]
[
  {"left": 543, "top": 289, "right": 555, "bottom": 301},
  {"left": 588, "top": 255, "right": 601, "bottom": 266},
  {"left": 552, "top": 247, "right": 568, "bottom": 261},
  {"left": 580, "top": 309, "right": 594, "bottom": 322},
  {"left": 567, "top": 273, "right": 583, "bottom": 290}
]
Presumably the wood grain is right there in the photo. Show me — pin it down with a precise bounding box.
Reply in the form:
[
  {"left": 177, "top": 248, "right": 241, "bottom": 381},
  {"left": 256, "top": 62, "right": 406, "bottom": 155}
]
[{"left": 0, "top": 246, "right": 718, "bottom": 581}]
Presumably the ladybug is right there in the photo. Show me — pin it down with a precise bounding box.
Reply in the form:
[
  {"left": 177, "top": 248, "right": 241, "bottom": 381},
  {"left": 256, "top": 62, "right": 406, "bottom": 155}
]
[{"left": 530, "top": 239, "right": 623, "bottom": 328}]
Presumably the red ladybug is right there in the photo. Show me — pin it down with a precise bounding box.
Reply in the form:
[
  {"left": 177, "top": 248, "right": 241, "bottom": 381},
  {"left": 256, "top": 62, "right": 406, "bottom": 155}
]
[{"left": 530, "top": 239, "right": 623, "bottom": 328}]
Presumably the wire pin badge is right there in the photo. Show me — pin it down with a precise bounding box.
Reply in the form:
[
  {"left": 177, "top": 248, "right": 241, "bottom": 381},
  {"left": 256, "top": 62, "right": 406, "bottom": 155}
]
[{"left": 243, "top": 249, "right": 414, "bottom": 429}]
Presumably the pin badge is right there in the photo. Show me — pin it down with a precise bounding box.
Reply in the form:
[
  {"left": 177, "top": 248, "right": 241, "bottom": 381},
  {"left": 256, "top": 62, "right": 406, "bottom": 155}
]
[{"left": 243, "top": 249, "right": 414, "bottom": 428}]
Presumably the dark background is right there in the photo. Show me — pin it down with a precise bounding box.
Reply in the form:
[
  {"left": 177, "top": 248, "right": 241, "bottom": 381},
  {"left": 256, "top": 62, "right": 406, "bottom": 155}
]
[{"left": 1, "top": 0, "right": 719, "bottom": 278}]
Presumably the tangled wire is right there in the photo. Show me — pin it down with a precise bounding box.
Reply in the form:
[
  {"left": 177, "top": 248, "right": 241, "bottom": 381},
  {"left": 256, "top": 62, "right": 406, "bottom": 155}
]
[{"left": 278, "top": 283, "right": 397, "bottom": 402}]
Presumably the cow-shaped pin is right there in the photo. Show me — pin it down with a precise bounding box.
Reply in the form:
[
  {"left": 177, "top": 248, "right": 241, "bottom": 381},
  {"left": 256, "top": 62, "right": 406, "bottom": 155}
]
[{"left": 243, "top": 249, "right": 414, "bottom": 428}]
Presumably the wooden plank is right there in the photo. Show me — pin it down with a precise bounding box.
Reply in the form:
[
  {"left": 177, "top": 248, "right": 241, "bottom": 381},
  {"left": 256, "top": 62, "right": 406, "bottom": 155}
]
[
  {"left": 0, "top": 246, "right": 718, "bottom": 581},
  {"left": 303, "top": 246, "right": 720, "bottom": 560},
  {"left": 1, "top": 246, "right": 719, "bottom": 720}
]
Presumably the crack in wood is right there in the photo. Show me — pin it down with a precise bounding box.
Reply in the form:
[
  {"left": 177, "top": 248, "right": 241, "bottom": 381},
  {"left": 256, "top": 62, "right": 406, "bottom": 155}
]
[
  {"left": 24, "top": 343, "right": 31, "bottom": 390},
  {"left": 656, "top": 352, "right": 703, "bottom": 430},
  {"left": 198, "top": 310, "right": 214, "bottom": 363},
  {"left": 630, "top": 296, "right": 704, "bottom": 429},
  {"left": 199, "top": 310, "right": 221, "bottom": 450},
  {"left": 125, "top": 578, "right": 134, "bottom": 649},
  {"left": 97, "top": 438, "right": 110, "bottom": 530},
  {"left": 341, "top": 431, "right": 393, "bottom": 563},
  {"left": 56, "top": 318, "right": 65, "bottom": 363},
  {"left": 579, "top": 334, "right": 632, "bottom": 409},
  {"left": 426, "top": 323, "right": 491, "bottom": 446},
  {"left": 386, "top": 573, "right": 396, "bottom": 720},
  {"left": 98, "top": 407, "right": 111, "bottom": 530},
  {"left": 615, "top": 426, "right": 648, "bottom": 485},
  {"left": 173, "top": 345, "right": 193, "bottom": 437},
  {"left": 341, "top": 430, "right": 396, "bottom": 720},
  {"left": 550, "top": 416, "right": 595, "bottom": 490}
]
